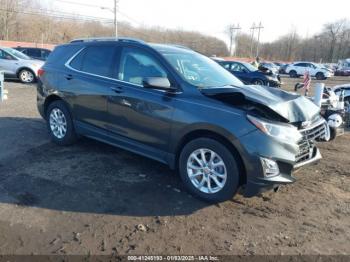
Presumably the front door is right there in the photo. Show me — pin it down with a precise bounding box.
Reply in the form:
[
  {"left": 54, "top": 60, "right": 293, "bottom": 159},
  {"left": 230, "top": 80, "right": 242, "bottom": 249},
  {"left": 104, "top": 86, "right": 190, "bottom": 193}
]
[
  {"left": 107, "top": 46, "right": 176, "bottom": 160},
  {"left": 0, "top": 50, "right": 18, "bottom": 76}
]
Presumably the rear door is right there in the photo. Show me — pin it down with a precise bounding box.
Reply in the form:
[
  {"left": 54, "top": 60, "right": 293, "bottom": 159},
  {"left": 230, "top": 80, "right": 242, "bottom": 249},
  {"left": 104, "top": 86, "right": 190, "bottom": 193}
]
[
  {"left": 62, "top": 44, "right": 118, "bottom": 133},
  {"left": 295, "top": 63, "right": 308, "bottom": 75}
]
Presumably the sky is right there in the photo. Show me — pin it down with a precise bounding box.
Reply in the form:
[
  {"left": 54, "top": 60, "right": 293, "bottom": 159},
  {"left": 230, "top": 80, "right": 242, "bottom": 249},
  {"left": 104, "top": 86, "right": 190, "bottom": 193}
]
[{"left": 45, "top": 0, "right": 350, "bottom": 45}]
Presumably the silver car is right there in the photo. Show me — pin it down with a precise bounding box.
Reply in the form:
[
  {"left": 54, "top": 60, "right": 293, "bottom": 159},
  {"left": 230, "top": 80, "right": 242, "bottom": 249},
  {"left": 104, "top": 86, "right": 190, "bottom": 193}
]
[{"left": 0, "top": 47, "right": 44, "bottom": 83}]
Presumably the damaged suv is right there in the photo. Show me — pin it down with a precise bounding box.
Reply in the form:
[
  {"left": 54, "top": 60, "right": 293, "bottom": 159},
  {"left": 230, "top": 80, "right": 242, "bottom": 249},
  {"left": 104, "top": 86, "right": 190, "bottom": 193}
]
[{"left": 37, "top": 38, "right": 329, "bottom": 202}]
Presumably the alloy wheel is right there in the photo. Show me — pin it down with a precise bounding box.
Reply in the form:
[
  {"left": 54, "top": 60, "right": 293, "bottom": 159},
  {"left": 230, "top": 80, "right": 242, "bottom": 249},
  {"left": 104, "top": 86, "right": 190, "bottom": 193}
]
[
  {"left": 49, "top": 108, "right": 67, "bottom": 139},
  {"left": 20, "top": 70, "right": 34, "bottom": 83},
  {"left": 186, "top": 148, "right": 227, "bottom": 194}
]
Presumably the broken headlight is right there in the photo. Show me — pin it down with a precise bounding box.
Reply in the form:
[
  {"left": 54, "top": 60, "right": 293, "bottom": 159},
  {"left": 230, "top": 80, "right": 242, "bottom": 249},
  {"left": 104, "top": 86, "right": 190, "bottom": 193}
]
[{"left": 247, "top": 115, "right": 302, "bottom": 143}]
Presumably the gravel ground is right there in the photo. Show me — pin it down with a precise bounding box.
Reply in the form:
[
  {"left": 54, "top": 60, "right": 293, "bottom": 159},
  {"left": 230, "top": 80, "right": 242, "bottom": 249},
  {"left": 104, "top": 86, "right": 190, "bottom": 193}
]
[{"left": 0, "top": 76, "right": 349, "bottom": 256}]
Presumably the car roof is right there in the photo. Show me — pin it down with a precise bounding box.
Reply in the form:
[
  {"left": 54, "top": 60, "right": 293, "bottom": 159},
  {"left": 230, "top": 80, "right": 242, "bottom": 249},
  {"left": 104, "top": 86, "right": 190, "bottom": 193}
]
[{"left": 67, "top": 37, "right": 194, "bottom": 54}]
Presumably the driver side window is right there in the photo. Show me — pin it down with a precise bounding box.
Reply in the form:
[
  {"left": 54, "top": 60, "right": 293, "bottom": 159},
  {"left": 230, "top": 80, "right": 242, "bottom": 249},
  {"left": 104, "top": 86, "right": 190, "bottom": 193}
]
[{"left": 118, "top": 47, "right": 168, "bottom": 86}]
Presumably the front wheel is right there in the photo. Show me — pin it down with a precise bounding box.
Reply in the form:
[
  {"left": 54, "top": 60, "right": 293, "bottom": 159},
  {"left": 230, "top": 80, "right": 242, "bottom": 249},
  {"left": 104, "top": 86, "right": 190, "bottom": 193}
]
[
  {"left": 46, "top": 100, "right": 77, "bottom": 146},
  {"left": 179, "top": 138, "right": 241, "bottom": 202},
  {"left": 316, "top": 72, "right": 325, "bottom": 80},
  {"left": 19, "top": 69, "right": 35, "bottom": 83},
  {"left": 252, "top": 79, "right": 265, "bottom": 86}
]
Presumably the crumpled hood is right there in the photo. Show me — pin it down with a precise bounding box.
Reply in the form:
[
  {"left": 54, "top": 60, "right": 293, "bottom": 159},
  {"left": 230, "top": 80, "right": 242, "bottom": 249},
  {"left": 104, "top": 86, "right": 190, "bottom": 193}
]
[{"left": 201, "top": 85, "right": 320, "bottom": 123}]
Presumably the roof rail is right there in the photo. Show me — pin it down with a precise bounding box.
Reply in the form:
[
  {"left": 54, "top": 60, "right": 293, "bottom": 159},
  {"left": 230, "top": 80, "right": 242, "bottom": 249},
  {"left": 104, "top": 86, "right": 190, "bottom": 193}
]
[
  {"left": 168, "top": 44, "right": 191, "bottom": 50},
  {"left": 70, "top": 37, "right": 145, "bottom": 44}
]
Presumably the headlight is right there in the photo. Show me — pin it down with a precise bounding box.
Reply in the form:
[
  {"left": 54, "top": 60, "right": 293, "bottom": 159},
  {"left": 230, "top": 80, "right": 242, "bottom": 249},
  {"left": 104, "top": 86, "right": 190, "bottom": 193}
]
[{"left": 247, "top": 115, "right": 302, "bottom": 143}]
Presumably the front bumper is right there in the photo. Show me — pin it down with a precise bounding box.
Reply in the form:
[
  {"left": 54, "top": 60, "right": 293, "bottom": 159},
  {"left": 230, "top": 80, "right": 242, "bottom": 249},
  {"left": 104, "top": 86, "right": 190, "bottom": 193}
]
[
  {"left": 243, "top": 147, "right": 322, "bottom": 197},
  {"left": 266, "top": 79, "right": 281, "bottom": 87},
  {"left": 235, "top": 126, "right": 324, "bottom": 197}
]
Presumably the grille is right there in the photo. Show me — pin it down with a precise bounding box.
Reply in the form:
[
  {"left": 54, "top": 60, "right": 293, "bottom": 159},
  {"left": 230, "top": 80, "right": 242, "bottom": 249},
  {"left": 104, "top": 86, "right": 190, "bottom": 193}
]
[{"left": 296, "top": 120, "right": 326, "bottom": 163}]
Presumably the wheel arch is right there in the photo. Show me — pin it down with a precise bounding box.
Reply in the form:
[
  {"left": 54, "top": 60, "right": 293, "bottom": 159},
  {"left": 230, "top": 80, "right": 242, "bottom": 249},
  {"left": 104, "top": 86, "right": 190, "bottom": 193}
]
[
  {"left": 173, "top": 129, "right": 247, "bottom": 185},
  {"left": 16, "top": 67, "right": 36, "bottom": 78},
  {"left": 43, "top": 95, "right": 71, "bottom": 120}
]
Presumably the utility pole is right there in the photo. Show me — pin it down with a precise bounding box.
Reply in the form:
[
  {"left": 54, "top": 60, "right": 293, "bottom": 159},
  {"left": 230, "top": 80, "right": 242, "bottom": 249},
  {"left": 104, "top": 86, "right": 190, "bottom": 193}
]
[
  {"left": 228, "top": 24, "right": 241, "bottom": 57},
  {"left": 250, "top": 23, "right": 256, "bottom": 58},
  {"left": 114, "top": 0, "right": 118, "bottom": 38},
  {"left": 255, "top": 22, "right": 264, "bottom": 57}
]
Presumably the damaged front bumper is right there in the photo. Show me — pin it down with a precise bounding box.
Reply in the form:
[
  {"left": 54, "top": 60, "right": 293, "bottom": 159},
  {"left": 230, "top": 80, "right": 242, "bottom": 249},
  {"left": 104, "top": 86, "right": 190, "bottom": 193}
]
[
  {"left": 236, "top": 121, "right": 325, "bottom": 197},
  {"left": 243, "top": 147, "right": 322, "bottom": 197}
]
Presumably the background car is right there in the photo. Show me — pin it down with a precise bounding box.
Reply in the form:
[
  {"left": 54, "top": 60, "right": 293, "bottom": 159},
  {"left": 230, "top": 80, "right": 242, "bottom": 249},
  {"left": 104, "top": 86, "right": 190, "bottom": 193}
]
[
  {"left": 335, "top": 68, "right": 350, "bottom": 76},
  {"left": 15, "top": 47, "right": 51, "bottom": 61},
  {"left": 279, "top": 63, "right": 289, "bottom": 74},
  {"left": 332, "top": 84, "right": 350, "bottom": 103},
  {"left": 218, "top": 60, "right": 281, "bottom": 87},
  {"left": 0, "top": 47, "right": 44, "bottom": 83},
  {"left": 259, "top": 62, "right": 279, "bottom": 74},
  {"left": 286, "top": 62, "right": 334, "bottom": 80}
]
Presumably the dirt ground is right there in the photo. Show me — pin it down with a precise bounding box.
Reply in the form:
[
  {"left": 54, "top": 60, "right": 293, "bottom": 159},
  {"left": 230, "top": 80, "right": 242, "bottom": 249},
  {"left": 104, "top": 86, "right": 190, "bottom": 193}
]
[{"left": 0, "top": 76, "right": 349, "bottom": 257}]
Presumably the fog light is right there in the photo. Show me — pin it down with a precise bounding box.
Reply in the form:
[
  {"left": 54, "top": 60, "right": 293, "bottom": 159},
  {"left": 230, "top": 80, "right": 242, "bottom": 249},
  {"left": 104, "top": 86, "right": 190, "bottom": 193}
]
[{"left": 260, "top": 157, "right": 280, "bottom": 177}]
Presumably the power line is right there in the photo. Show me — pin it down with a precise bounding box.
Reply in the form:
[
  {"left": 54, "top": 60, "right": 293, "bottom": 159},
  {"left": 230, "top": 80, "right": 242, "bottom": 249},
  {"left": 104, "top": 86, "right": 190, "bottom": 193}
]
[
  {"left": 0, "top": 7, "right": 113, "bottom": 23},
  {"left": 53, "top": 0, "right": 111, "bottom": 9}
]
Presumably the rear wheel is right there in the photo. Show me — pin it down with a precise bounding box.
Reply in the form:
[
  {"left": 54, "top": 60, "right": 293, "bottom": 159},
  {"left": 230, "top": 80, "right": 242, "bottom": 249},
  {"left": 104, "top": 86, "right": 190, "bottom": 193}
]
[
  {"left": 46, "top": 100, "right": 77, "bottom": 146},
  {"left": 18, "top": 69, "right": 35, "bottom": 83},
  {"left": 179, "top": 138, "right": 240, "bottom": 202},
  {"left": 289, "top": 70, "right": 297, "bottom": 78}
]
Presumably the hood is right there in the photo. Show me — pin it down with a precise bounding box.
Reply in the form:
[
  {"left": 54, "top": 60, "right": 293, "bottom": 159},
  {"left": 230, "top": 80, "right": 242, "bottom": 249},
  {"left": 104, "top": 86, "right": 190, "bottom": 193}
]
[{"left": 201, "top": 85, "right": 320, "bottom": 123}]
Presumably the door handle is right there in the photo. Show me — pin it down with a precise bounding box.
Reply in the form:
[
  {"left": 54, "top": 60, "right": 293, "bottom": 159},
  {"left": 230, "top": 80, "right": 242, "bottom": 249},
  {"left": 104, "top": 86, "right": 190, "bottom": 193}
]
[
  {"left": 65, "top": 74, "right": 73, "bottom": 80},
  {"left": 110, "top": 86, "right": 123, "bottom": 93}
]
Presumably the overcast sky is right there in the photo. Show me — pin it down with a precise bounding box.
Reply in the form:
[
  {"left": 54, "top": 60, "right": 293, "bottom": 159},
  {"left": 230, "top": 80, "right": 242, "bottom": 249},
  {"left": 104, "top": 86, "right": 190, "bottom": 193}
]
[{"left": 47, "top": 0, "right": 350, "bottom": 44}]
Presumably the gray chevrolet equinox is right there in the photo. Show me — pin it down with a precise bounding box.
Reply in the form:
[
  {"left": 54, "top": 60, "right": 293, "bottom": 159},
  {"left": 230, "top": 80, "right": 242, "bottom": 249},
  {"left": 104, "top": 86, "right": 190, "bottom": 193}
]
[{"left": 37, "top": 38, "right": 329, "bottom": 202}]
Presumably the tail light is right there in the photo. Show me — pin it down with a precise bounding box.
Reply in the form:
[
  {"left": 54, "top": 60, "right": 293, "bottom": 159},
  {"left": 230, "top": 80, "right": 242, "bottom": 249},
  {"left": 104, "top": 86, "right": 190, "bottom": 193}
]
[{"left": 38, "top": 68, "right": 45, "bottom": 78}]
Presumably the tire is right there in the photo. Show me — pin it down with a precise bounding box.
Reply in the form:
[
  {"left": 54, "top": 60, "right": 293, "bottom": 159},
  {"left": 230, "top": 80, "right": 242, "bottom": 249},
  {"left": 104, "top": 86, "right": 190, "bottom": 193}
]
[
  {"left": 252, "top": 79, "right": 265, "bottom": 86},
  {"left": 178, "top": 138, "right": 241, "bottom": 202},
  {"left": 289, "top": 70, "right": 297, "bottom": 78},
  {"left": 18, "top": 69, "right": 36, "bottom": 83},
  {"left": 46, "top": 100, "right": 77, "bottom": 146},
  {"left": 316, "top": 72, "right": 325, "bottom": 80}
]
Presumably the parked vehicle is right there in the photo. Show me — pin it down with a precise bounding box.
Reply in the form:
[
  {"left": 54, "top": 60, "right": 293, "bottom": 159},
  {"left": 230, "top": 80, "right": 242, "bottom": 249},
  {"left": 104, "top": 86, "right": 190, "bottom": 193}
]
[
  {"left": 259, "top": 62, "right": 279, "bottom": 74},
  {"left": 217, "top": 60, "right": 281, "bottom": 87},
  {"left": 286, "top": 62, "right": 334, "bottom": 80},
  {"left": 0, "top": 47, "right": 44, "bottom": 83},
  {"left": 37, "top": 38, "right": 328, "bottom": 202},
  {"left": 279, "top": 64, "right": 289, "bottom": 74},
  {"left": 335, "top": 68, "right": 350, "bottom": 76},
  {"left": 15, "top": 47, "right": 51, "bottom": 61},
  {"left": 337, "top": 59, "right": 350, "bottom": 71},
  {"left": 332, "top": 84, "right": 350, "bottom": 103}
]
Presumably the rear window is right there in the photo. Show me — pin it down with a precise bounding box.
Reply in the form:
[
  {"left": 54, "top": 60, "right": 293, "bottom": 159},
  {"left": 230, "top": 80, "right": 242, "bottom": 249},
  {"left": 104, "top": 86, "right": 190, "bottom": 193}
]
[
  {"left": 46, "top": 45, "right": 83, "bottom": 67},
  {"left": 80, "top": 46, "right": 116, "bottom": 77},
  {"left": 69, "top": 45, "right": 116, "bottom": 77}
]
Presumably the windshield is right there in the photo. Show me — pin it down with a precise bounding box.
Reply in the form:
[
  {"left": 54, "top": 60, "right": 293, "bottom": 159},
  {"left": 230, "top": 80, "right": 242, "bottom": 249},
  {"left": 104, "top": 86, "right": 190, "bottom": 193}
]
[
  {"left": 161, "top": 51, "right": 243, "bottom": 88},
  {"left": 241, "top": 62, "right": 258, "bottom": 72},
  {"left": 4, "top": 47, "right": 31, "bottom": 60}
]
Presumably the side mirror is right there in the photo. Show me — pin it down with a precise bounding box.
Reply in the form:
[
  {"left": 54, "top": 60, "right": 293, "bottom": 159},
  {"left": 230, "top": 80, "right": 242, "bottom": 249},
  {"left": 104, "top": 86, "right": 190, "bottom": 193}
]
[{"left": 142, "top": 77, "right": 176, "bottom": 91}]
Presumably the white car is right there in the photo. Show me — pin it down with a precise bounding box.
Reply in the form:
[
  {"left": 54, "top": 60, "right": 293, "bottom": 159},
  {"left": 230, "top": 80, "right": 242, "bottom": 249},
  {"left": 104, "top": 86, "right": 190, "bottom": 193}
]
[
  {"left": 332, "top": 84, "right": 350, "bottom": 103},
  {"left": 0, "top": 47, "right": 44, "bottom": 83},
  {"left": 286, "top": 62, "right": 334, "bottom": 80}
]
